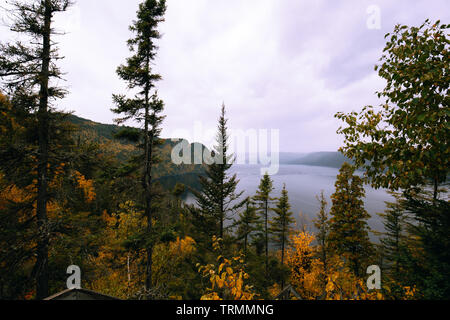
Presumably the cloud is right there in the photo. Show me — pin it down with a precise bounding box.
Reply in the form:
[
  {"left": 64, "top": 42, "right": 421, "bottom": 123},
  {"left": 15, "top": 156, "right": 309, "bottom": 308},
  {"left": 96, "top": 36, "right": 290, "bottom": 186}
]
[{"left": 0, "top": 0, "right": 449, "bottom": 152}]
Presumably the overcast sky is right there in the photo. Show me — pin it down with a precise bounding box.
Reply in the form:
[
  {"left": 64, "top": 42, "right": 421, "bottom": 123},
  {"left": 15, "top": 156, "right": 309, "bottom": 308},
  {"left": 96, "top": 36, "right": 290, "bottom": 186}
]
[{"left": 1, "top": 0, "right": 449, "bottom": 152}]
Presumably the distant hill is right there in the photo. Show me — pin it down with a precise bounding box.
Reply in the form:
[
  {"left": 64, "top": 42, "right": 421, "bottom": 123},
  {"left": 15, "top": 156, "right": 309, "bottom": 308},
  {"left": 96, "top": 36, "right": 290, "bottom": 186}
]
[
  {"left": 68, "top": 115, "right": 125, "bottom": 142},
  {"left": 279, "top": 152, "right": 307, "bottom": 164},
  {"left": 286, "top": 152, "right": 353, "bottom": 169},
  {"left": 68, "top": 114, "right": 206, "bottom": 191},
  {"left": 68, "top": 115, "right": 354, "bottom": 185}
]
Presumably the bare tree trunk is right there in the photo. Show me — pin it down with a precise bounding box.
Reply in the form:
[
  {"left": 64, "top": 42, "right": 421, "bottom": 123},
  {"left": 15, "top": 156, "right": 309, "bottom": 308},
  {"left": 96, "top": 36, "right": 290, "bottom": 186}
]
[
  {"left": 127, "top": 252, "right": 131, "bottom": 285},
  {"left": 143, "top": 98, "right": 153, "bottom": 296},
  {"left": 265, "top": 200, "right": 268, "bottom": 276},
  {"left": 433, "top": 176, "right": 439, "bottom": 201},
  {"left": 244, "top": 234, "right": 248, "bottom": 257},
  {"left": 281, "top": 235, "right": 285, "bottom": 290},
  {"left": 143, "top": 52, "right": 155, "bottom": 297}
]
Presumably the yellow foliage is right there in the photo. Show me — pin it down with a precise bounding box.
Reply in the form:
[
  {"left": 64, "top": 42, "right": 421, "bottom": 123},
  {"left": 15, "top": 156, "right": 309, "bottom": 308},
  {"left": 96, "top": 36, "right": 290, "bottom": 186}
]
[
  {"left": 73, "top": 171, "right": 96, "bottom": 202},
  {"left": 285, "top": 231, "right": 324, "bottom": 299},
  {"left": 87, "top": 202, "right": 146, "bottom": 299},
  {"left": 268, "top": 283, "right": 282, "bottom": 298},
  {"left": 198, "top": 236, "right": 256, "bottom": 300},
  {"left": 88, "top": 202, "right": 197, "bottom": 299},
  {"left": 152, "top": 236, "right": 197, "bottom": 290},
  {"left": 285, "top": 231, "right": 384, "bottom": 300},
  {"left": 403, "top": 286, "right": 417, "bottom": 300}
]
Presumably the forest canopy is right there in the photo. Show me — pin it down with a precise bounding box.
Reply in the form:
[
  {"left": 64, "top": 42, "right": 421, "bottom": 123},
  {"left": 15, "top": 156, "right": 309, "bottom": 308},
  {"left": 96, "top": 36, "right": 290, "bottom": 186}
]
[{"left": 0, "top": 1, "right": 448, "bottom": 301}]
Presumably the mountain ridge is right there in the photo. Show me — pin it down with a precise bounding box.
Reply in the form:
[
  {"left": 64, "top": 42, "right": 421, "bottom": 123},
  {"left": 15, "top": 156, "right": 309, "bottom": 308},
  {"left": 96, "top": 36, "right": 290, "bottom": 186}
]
[
  {"left": 69, "top": 114, "right": 353, "bottom": 172},
  {"left": 281, "top": 151, "right": 353, "bottom": 169}
]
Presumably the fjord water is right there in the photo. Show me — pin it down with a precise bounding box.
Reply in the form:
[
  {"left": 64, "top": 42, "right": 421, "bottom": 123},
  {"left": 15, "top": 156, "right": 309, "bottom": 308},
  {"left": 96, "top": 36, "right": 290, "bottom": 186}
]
[
  {"left": 185, "top": 163, "right": 394, "bottom": 238},
  {"left": 229, "top": 164, "right": 394, "bottom": 236}
]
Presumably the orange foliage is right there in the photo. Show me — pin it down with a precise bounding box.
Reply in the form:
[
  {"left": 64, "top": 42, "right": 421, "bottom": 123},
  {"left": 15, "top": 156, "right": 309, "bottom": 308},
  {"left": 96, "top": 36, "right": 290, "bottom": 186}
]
[
  {"left": 285, "top": 231, "right": 324, "bottom": 299},
  {"left": 73, "top": 170, "right": 96, "bottom": 202},
  {"left": 285, "top": 231, "right": 384, "bottom": 300},
  {"left": 198, "top": 237, "right": 256, "bottom": 300}
]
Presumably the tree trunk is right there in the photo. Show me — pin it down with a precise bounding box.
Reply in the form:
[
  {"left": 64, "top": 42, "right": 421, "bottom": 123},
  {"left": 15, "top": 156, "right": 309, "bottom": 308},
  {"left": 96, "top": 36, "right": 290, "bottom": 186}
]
[
  {"left": 433, "top": 176, "right": 439, "bottom": 201},
  {"left": 36, "top": 0, "right": 52, "bottom": 300},
  {"left": 281, "top": 219, "right": 288, "bottom": 290},
  {"left": 220, "top": 164, "right": 224, "bottom": 240},
  {"left": 244, "top": 233, "right": 248, "bottom": 257},
  {"left": 144, "top": 110, "right": 154, "bottom": 296},
  {"left": 127, "top": 252, "right": 131, "bottom": 285},
  {"left": 265, "top": 200, "right": 268, "bottom": 276},
  {"left": 143, "top": 53, "right": 154, "bottom": 296}
]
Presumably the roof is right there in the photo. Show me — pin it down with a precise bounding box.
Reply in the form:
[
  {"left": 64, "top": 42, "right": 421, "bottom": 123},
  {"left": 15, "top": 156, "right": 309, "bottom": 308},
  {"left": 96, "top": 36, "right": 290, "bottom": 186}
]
[
  {"left": 274, "top": 284, "right": 303, "bottom": 300},
  {"left": 44, "top": 288, "right": 120, "bottom": 300}
]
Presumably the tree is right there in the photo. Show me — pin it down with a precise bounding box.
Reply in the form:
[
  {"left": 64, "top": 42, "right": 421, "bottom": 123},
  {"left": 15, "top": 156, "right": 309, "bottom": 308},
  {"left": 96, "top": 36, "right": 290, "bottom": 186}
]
[
  {"left": 327, "top": 163, "right": 373, "bottom": 277},
  {"left": 378, "top": 193, "right": 408, "bottom": 282},
  {"left": 402, "top": 191, "right": 450, "bottom": 299},
  {"left": 0, "top": 0, "right": 72, "bottom": 299},
  {"left": 235, "top": 198, "right": 261, "bottom": 257},
  {"left": 111, "top": 0, "right": 167, "bottom": 294},
  {"left": 253, "top": 173, "right": 275, "bottom": 275},
  {"left": 190, "top": 104, "right": 244, "bottom": 249},
  {"left": 335, "top": 20, "right": 449, "bottom": 200},
  {"left": 285, "top": 231, "right": 322, "bottom": 299},
  {"left": 269, "top": 184, "right": 295, "bottom": 267},
  {"left": 197, "top": 237, "right": 256, "bottom": 300},
  {"left": 313, "top": 190, "right": 330, "bottom": 274},
  {"left": 285, "top": 231, "right": 383, "bottom": 300}
]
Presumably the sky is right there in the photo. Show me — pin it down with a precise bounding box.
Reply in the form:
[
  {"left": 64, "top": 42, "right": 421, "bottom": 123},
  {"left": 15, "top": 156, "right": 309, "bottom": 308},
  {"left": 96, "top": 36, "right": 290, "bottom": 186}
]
[{"left": 0, "top": 0, "right": 449, "bottom": 153}]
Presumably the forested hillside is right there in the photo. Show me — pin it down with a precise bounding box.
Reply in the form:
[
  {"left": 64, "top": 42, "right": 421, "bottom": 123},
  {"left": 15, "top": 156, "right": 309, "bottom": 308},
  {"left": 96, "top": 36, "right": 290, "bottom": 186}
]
[
  {"left": 0, "top": 0, "right": 448, "bottom": 303},
  {"left": 68, "top": 114, "right": 206, "bottom": 190},
  {"left": 285, "top": 152, "right": 353, "bottom": 169}
]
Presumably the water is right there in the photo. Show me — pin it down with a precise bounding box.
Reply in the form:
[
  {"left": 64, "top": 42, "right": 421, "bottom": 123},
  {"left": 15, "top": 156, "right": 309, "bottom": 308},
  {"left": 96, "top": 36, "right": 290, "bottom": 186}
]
[{"left": 186, "top": 164, "right": 394, "bottom": 237}]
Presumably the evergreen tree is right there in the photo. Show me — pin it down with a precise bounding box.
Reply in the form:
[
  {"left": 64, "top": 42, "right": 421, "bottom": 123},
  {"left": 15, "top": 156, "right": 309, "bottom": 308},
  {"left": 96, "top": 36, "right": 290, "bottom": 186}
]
[
  {"left": 111, "top": 0, "right": 167, "bottom": 294},
  {"left": 235, "top": 198, "right": 261, "bottom": 256},
  {"left": 253, "top": 173, "right": 275, "bottom": 275},
  {"left": 0, "top": 0, "right": 72, "bottom": 299},
  {"left": 269, "top": 184, "right": 294, "bottom": 290},
  {"left": 378, "top": 193, "right": 407, "bottom": 280},
  {"left": 269, "top": 184, "right": 295, "bottom": 266},
  {"left": 328, "top": 162, "right": 373, "bottom": 277},
  {"left": 0, "top": 91, "right": 103, "bottom": 299},
  {"left": 313, "top": 190, "right": 329, "bottom": 273},
  {"left": 190, "top": 104, "right": 244, "bottom": 251},
  {"left": 403, "top": 191, "right": 450, "bottom": 299}
]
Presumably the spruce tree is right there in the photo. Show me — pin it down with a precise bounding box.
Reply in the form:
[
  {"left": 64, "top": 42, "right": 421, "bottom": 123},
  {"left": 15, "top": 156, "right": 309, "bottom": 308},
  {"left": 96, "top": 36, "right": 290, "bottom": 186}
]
[
  {"left": 269, "top": 184, "right": 295, "bottom": 266},
  {"left": 235, "top": 198, "right": 261, "bottom": 256},
  {"left": 111, "top": 0, "right": 167, "bottom": 295},
  {"left": 253, "top": 173, "right": 275, "bottom": 275},
  {"left": 328, "top": 162, "right": 373, "bottom": 277},
  {"left": 378, "top": 193, "right": 407, "bottom": 279},
  {"left": 403, "top": 191, "right": 450, "bottom": 299},
  {"left": 190, "top": 104, "right": 244, "bottom": 250},
  {"left": 0, "top": 0, "right": 72, "bottom": 300}
]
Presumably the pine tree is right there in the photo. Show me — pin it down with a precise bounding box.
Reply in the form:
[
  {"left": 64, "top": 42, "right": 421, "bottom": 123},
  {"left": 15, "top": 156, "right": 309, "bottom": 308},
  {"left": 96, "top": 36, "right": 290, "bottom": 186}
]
[
  {"left": 0, "top": 0, "right": 72, "bottom": 300},
  {"left": 111, "top": 0, "right": 167, "bottom": 295},
  {"left": 190, "top": 104, "right": 244, "bottom": 250},
  {"left": 313, "top": 190, "right": 329, "bottom": 273},
  {"left": 328, "top": 162, "right": 373, "bottom": 277},
  {"left": 253, "top": 173, "right": 275, "bottom": 275},
  {"left": 269, "top": 184, "right": 295, "bottom": 266}
]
